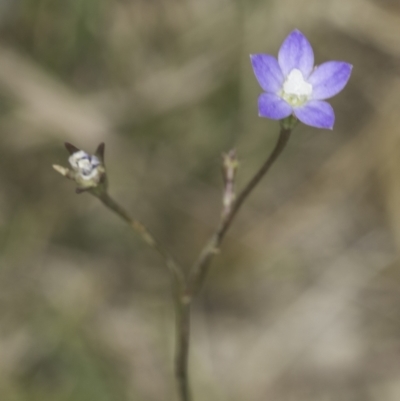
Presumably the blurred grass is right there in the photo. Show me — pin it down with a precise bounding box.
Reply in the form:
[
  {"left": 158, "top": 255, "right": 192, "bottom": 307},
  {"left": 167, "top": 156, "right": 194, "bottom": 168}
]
[{"left": 1, "top": 0, "right": 400, "bottom": 400}]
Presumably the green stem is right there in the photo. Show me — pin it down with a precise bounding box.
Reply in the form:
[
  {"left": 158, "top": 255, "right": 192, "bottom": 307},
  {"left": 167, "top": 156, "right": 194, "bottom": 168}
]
[
  {"left": 96, "top": 192, "right": 185, "bottom": 294},
  {"left": 95, "top": 191, "right": 190, "bottom": 401},
  {"left": 188, "top": 123, "right": 293, "bottom": 296},
  {"left": 175, "top": 298, "right": 192, "bottom": 401},
  {"left": 91, "top": 120, "right": 294, "bottom": 401}
]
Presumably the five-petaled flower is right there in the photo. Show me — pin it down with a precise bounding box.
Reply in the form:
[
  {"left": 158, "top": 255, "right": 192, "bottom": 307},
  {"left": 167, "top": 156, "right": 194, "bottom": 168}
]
[{"left": 250, "top": 29, "right": 352, "bottom": 129}]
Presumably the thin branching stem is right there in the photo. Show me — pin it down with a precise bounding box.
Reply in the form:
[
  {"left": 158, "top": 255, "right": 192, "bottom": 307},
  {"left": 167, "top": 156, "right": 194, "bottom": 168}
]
[
  {"left": 96, "top": 192, "right": 185, "bottom": 294},
  {"left": 175, "top": 298, "right": 192, "bottom": 401},
  {"left": 95, "top": 191, "right": 191, "bottom": 401},
  {"left": 96, "top": 192, "right": 191, "bottom": 401},
  {"left": 171, "top": 123, "right": 293, "bottom": 401},
  {"left": 188, "top": 124, "right": 293, "bottom": 296},
  {"left": 80, "top": 123, "right": 292, "bottom": 401}
]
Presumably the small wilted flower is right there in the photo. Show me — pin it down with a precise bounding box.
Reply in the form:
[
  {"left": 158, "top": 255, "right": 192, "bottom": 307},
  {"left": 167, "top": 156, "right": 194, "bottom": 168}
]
[
  {"left": 69, "top": 150, "right": 101, "bottom": 181},
  {"left": 53, "top": 143, "right": 106, "bottom": 193},
  {"left": 251, "top": 29, "right": 352, "bottom": 129}
]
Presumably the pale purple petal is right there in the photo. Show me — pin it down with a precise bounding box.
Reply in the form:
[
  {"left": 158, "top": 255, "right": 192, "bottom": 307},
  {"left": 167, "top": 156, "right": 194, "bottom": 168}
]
[
  {"left": 309, "top": 61, "right": 352, "bottom": 100},
  {"left": 278, "top": 30, "right": 314, "bottom": 78},
  {"left": 258, "top": 93, "right": 292, "bottom": 120},
  {"left": 293, "top": 100, "right": 335, "bottom": 129},
  {"left": 250, "top": 54, "right": 284, "bottom": 93}
]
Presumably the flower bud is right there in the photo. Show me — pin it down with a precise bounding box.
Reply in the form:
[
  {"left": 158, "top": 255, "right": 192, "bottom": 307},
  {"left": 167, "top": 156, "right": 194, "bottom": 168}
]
[
  {"left": 53, "top": 143, "right": 107, "bottom": 194},
  {"left": 222, "top": 149, "right": 238, "bottom": 218}
]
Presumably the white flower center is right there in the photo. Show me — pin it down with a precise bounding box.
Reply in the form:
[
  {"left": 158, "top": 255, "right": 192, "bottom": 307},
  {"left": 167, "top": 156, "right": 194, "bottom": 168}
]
[{"left": 280, "top": 69, "right": 312, "bottom": 107}]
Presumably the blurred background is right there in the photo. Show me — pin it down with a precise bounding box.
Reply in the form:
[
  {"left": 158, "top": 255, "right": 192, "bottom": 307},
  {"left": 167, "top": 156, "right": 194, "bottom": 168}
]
[{"left": 1, "top": 0, "right": 400, "bottom": 400}]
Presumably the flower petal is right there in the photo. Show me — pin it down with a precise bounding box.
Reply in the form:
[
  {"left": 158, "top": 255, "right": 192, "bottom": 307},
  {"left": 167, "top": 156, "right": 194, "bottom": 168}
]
[
  {"left": 309, "top": 61, "right": 353, "bottom": 100},
  {"left": 294, "top": 100, "right": 335, "bottom": 129},
  {"left": 258, "top": 93, "right": 292, "bottom": 120},
  {"left": 278, "top": 30, "right": 314, "bottom": 78},
  {"left": 250, "top": 54, "right": 284, "bottom": 93}
]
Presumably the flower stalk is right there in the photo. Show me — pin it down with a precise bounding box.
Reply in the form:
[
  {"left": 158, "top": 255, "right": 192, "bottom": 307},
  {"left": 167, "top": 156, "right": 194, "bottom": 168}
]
[
  {"left": 187, "top": 120, "right": 293, "bottom": 298},
  {"left": 95, "top": 191, "right": 185, "bottom": 293},
  {"left": 172, "top": 121, "right": 294, "bottom": 401},
  {"left": 175, "top": 298, "right": 192, "bottom": 401}
]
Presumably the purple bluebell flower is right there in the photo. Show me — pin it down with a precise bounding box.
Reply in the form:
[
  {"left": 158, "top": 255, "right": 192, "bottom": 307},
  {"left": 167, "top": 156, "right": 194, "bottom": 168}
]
[{"left": 250, "top": 29, "right": 352, "bottom": 129}]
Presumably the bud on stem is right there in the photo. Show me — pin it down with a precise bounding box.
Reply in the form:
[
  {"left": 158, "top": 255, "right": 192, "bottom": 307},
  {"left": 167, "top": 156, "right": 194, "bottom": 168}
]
[
  {"left": 222, "top": 149, "right": 238, "bottom": 219},
  {"left": 53, "top": 142, "right": 107, "bottom": 194}
]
